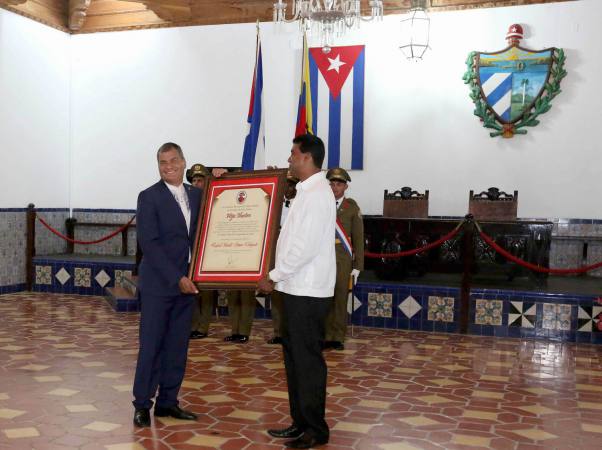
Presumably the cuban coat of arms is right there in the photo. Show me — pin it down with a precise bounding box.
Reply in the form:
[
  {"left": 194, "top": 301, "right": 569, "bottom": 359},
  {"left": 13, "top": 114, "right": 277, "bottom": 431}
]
[{"left": 463, "top": 24, "right": 567, "bottom": 138}]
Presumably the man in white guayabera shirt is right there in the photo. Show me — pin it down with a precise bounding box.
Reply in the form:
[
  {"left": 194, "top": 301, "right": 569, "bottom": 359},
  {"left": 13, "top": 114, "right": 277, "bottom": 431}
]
[{"left": 258, "top": 134, "right": 336, "bottom": 449}]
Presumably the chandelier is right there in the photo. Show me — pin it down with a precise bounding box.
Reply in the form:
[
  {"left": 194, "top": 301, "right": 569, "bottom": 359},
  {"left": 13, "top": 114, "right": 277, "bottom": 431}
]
[
  {"left": 399, "top": 0, "right": 430, "bottom": 61},
  {"left": 273, "top": 1, "right": 384, "bottom": 53}
]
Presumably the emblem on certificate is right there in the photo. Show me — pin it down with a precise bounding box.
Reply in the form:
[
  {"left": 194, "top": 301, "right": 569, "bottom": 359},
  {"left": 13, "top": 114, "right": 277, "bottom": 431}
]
[
  {"left": 189, "top": 169, "right": 287, "bottom": 289},
  {"left": 463, "top": 24, "right": 566, "bottom": 138}
]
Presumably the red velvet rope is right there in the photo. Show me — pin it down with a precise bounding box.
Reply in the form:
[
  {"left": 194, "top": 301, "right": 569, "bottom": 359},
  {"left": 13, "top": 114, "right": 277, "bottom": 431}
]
[
  {"left": 37, "top": 214, "right": 136, "bottom": 245},
  {"left": 478, "top": 229, "right": 602, "bottom": 274},
  {"left": 364, "top": 225, "right": 462, "bottom": 259}
]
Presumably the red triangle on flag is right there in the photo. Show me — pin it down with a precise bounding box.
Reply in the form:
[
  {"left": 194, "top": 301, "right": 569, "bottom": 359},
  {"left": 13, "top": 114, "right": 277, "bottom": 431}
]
[{"left": 309, "top": 45, "right": 364, "bottom": 100}]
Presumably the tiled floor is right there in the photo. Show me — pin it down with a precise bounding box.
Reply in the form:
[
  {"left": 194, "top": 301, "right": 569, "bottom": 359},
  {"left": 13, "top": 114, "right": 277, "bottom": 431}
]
[{"left": 1, "top": 293, "right": 602, "bottom": 449}]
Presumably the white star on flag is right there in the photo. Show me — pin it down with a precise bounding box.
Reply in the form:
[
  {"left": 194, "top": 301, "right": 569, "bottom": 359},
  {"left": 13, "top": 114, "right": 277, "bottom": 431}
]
[{"left": 327, "top": 54, "right": 346, "bottom": 73}]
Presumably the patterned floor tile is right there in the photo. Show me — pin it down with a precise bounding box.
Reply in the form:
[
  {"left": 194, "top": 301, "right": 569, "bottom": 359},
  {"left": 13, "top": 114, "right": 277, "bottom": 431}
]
[
  {"left": 82, "top": 421, "right": 121, "bottom": 432},
  {"left": 2, "top": 427, "right": 40, "bottom": 438},
  {"left": 1, "top": 293, "right": 601, "bottom": 450},
  {"left": 0, "top": 408, "right": 26, "bottom": 419},
  {"left": 399, "top": 416, "right": 440, "bottom": 426},
  {"left": 511, "top": 428, "right": 558, "bottom": 440}
]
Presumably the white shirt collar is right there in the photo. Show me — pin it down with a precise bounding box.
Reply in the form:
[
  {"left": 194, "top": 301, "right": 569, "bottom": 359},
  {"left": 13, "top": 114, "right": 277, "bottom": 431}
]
[
  {"left": 296, "top": 171, "right": 324, "bottom": 191},
  {"left": 164, "top": 181, "right": 185, "bottom": 194}
]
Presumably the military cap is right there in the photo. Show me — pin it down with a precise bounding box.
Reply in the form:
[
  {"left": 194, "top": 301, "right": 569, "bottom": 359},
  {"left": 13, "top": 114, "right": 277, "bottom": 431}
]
[
  {"left": 186, "top": 163, "right": 210, "bottom": 183},
  {"left": 326, "top": 167, "right": 351, "bottom": 183}
]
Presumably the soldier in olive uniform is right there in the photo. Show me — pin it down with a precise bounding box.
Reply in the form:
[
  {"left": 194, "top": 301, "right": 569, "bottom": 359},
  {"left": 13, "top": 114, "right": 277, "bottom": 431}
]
[
  {"left": 324, "top": 168, "right": 364, "bottom": 351},
  {"left": 267, "top": 171, "right": 299, "bottom": 345},
  {"left": 224, "top": 290, "right": 255, "bottom": 343},
  {"left": 187, "top": 164, "right": 214, "bottom": 340}
]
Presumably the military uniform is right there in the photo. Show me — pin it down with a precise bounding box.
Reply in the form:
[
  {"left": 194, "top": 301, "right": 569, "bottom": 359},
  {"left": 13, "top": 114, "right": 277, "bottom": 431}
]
[
  {"left": 325, "top": 168, "right": 364, "bottom": 347},
  {"left": 224, "top": 290, "right": 256, "bottom": 342},
  {"left": 268, "top": 171, "right": 300, "bottom": 344},
  {"left": 187, "top": 163, "right": 213, "bottom": 339}
]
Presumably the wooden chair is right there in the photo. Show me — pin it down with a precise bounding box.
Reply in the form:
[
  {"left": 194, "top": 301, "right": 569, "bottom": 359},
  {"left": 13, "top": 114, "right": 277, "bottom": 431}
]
[
  {"left": 468, "top": 188, "right": 518, "bottom": 221},
  {"left": 383, "top": 187, "right": 429, "bottom": 218}
]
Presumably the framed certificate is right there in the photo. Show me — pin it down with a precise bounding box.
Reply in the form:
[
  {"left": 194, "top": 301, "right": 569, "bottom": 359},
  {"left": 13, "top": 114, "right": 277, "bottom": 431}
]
[{"left": 189, "top": 169, "right": 288, "bottom": 289}]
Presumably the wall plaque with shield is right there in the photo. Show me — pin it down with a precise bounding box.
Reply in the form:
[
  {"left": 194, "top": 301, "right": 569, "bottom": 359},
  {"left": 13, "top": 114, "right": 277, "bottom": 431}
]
[{"left": 463, "top": 24, "right": 567, "bottom": 138}]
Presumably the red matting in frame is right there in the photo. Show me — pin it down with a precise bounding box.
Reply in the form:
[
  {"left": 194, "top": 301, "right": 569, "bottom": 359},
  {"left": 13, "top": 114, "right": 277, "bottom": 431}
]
[{"left": 189, "top": 170, "right": 286, "bottom": 288}]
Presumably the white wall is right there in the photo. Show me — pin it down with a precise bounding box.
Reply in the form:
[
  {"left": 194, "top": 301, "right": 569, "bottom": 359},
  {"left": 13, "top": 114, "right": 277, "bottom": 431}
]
[
  {"left": 3, "top": 1, "right": 601, "bottom": 218},
  {"left": 0, "top": 9, "right": 70, "bottom": 208}
]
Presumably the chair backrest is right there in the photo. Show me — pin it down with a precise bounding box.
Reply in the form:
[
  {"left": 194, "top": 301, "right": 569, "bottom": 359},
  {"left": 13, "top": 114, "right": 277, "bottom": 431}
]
[
  {"left": 383, "top": 187, "right": 429, "bottom": 218},
  {"left": 468, "top": 188, "right": 518, "bottom": 221}
]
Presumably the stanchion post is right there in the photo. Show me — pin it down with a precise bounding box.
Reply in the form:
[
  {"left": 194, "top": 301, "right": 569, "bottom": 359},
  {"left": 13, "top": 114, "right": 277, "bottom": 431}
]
[
  {"left": 121, "top": 225, "right": 129, "bottom": 257},
  {"left": 25, "top": 203, "right": 36, "bottom": 291},
  {"left": 459, "top": 214, "right": 475, "bottom": 334},
  {"left": 65, "top": 218, "right": 76, "bottom": 254}
]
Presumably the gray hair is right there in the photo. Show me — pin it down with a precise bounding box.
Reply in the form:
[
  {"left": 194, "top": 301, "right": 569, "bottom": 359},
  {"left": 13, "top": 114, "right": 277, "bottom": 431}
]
[{"left": 156, "top": 142, "right": 185, "bottom": 161}]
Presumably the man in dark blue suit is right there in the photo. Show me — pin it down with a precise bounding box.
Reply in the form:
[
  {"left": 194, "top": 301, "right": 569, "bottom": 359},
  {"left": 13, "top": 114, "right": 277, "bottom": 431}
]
[{"left": 132, "top": 142, "right": 202, "bottom": 427}]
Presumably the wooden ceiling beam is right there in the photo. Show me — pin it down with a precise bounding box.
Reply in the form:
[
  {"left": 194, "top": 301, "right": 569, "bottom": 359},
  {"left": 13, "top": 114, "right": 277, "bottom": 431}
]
[
  {"left": 120, "top": 0, "right": 192, "bottom": 22},
  {"left": 69, "top": 0, "right": 90, "bottom": 31},
  {"left": 0, "top": 0, "right": 577, "bottom": 34}
]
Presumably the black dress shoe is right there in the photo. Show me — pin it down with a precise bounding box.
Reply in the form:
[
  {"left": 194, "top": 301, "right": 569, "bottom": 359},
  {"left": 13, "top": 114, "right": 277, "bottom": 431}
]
[
  {"left": 154, "top": 405, "right": 197, "bottom": 420},
  {"left": 267, "top": 425, "right": 304, "bottom": 439},
  {"left": 224, "top": 334, "right": 241, "bottom": 342},
  {"left": 189, "top": 331, "right": 208, "bottom": 340},
  {"left": 332, "top": 341, "right": 345, "bottom": 351},
  {"left": 237, "top": 335, "right": 249, "bottom": 343},
  {"left": 284, "top": 433, "right": 328, "bottom": 449},
  {"left": 133, "top": 408, "right": 150, "bottom": 427},
  {"left": 267, "top": 336, "right": 283, "bottom": 344}
]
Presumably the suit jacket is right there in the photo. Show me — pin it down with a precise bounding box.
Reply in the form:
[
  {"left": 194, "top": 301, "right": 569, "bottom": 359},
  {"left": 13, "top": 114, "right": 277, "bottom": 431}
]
[
  {"left": 137, "top": 180, "right": 202, "bottom": 296},
  {"left": 337, "top": 197, "right": 365, "bottom": 271}
]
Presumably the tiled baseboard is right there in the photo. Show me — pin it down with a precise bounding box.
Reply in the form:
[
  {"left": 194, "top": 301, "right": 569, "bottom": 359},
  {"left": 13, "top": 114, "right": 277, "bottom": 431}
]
[
  {"left": 0, "top": 283, "right": 27, "bottom": 295},
  {"left": 352, "top": 281, "right": 602, "bottom": 344},
  {"left": 33, "top": 257, "right": 135, "bottom": 296}
]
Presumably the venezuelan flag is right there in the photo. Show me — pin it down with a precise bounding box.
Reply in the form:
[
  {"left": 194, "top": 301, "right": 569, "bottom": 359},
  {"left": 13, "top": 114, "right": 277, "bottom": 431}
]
[{"left": 295, "top": 34, "right": 314, "bottom": 137}]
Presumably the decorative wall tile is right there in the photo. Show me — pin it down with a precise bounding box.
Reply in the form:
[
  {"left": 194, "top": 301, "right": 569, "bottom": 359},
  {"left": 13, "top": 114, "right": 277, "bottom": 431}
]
[
  {"left": 367, "top": 293, "right": 392, "bottom": 318},
  {"left": 35, "top": 266, "right": 51, "bottom": 285},
  {"left": 74, "top": 268, "right": 91, "bottom": 287},
  {"left": 542, "top": 303, "right": 572, "bottom": 331},
  {"left": 399, "top": 295, "right": 422, "bottom": 319},
  {"left": 578, "top": 306, "right": 602, "bottom": 332},
  {"left": 55, "top": 268, "right": 71, "bottom": 286},
  {"left": 113, "top": 270, "right": 132, "bottom": 288},
  {"left": 347, "top": 295, "right": 362, "bottom": 314},
  {"left": 94, "top": 270, "right": 111, "bottom": 288},
  {"left": 428, "top": 296, "right": 454, "bottom": 322},
  {"left": 475, "top": 299, "right": 503, "bottom": 326},
  {"left": 256, "top": 297, "right": 265, "bottom": 308},
  {"left": 508, "top": 301, "right": 536, "bottom": 328}
]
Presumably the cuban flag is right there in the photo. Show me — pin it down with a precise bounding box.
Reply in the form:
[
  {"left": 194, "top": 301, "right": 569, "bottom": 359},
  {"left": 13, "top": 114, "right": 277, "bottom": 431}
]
[
  {"left": 308, "top": 45, "right": 365, "bottom": 170},
  {"left": 241, "top": 38, "right": 265, "bottom": 170}
]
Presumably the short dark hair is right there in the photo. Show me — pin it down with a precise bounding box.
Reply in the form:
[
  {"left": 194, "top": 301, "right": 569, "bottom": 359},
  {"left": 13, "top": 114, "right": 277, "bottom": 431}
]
[
  {"left": 156, "top": 142, "right": 185, "bottom": 161},
  {"left": 292, "top": 134, "right": 325, "bottom": 169}
]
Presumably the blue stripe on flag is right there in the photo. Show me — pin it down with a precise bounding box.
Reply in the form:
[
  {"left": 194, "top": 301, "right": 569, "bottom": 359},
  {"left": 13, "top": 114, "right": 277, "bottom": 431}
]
[
  {"left": 328, "top": 93, "right": 341, "bottom": 168},
  {"left": 309, "top": 53, "right": 319, "bottom": 134},
  {"left": 351, "top": 49, "right": 365, "bottom": 170},
  {"left": 486, "top": 75, "right": 512, "bottom": 109}
]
